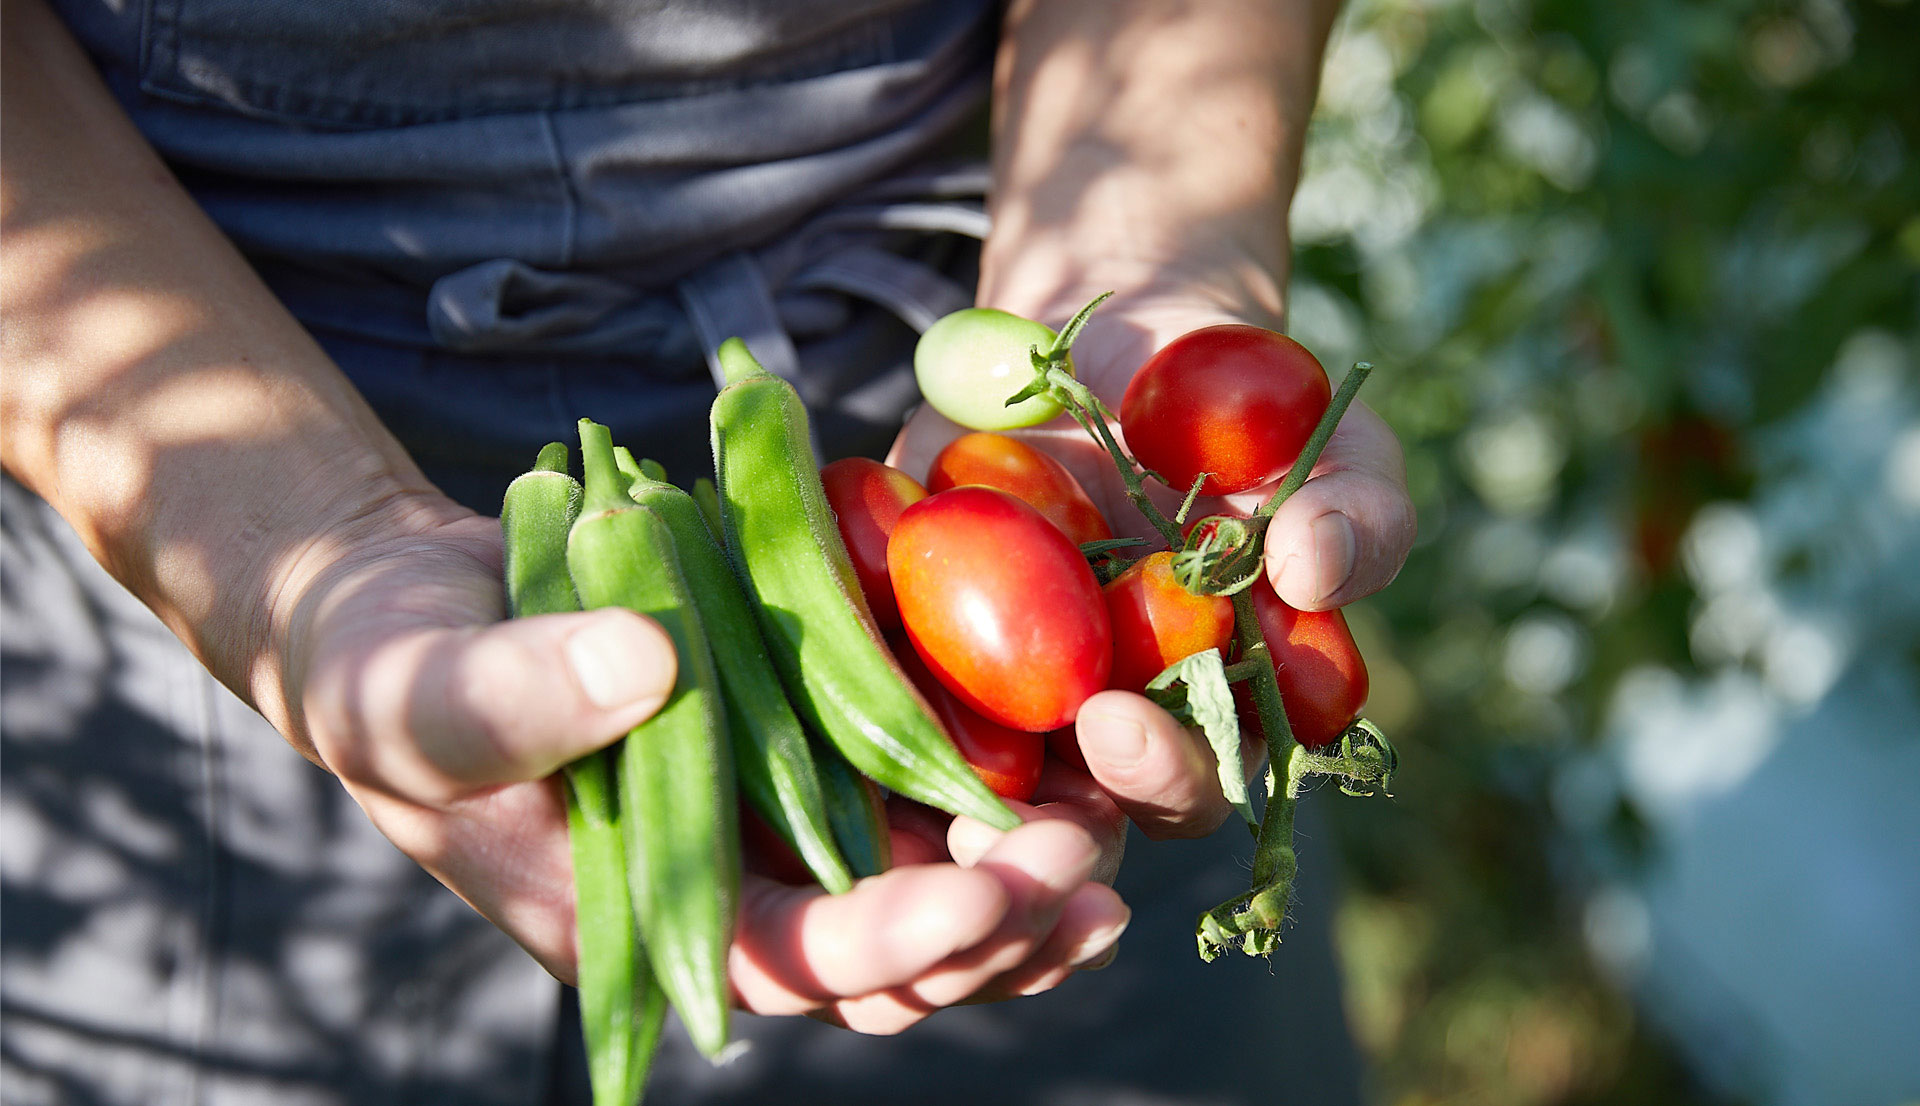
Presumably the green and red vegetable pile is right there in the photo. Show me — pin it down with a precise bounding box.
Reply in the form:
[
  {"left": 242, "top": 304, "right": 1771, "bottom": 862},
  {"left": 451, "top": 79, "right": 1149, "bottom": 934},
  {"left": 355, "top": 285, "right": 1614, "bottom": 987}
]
[{"left": 500, "top": 295, "right": 1397, "bottom": 1106}]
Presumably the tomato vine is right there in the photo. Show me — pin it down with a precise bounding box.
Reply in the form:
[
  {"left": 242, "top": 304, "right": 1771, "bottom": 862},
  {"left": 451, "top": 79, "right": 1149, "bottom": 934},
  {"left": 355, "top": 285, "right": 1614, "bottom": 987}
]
[{"left": 1012, "top": 293, "right": 1399, "bottom": 960}]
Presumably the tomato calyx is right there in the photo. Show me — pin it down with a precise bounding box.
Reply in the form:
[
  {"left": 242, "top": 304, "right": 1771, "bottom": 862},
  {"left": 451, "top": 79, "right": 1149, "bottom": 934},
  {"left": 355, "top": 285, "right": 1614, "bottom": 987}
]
[
  {"left": 1079, "top": 536, "right": 1149, "bottom": 582},
  {"left": 1173, "top": 514, "right": 1265, "bottom": 598},
  {"left": 1000, "top": 291, "right": 1112, "bottom": 412}
]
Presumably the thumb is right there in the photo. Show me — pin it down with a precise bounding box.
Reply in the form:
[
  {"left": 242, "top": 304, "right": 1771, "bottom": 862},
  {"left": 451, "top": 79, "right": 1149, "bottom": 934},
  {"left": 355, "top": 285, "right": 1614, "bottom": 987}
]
[
  {"left": 1257, "top": 402, "right": 1415, "bottom": 610},
  {"left": 308, "top": 607, "right": 678, "bottom": 800},
  {"left": 1071, "top": 691, "right": 1232, "bottom": 840}
]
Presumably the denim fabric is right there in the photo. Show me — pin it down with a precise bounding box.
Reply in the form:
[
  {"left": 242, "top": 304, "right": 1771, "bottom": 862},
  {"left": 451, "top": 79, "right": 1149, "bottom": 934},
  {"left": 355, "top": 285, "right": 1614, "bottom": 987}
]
[
  {"left": 1, "top": 477, "right": 562, "bottom": 1106},
  {"left": 52, "top": 0, "right": 995, "bottom": 291}
]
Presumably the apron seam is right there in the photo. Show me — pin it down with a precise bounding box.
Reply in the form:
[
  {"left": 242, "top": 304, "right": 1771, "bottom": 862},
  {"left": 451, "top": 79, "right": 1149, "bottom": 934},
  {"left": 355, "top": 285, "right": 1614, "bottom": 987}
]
[{"left": 538, "top": 111, "right": 579, "bottom": 270}]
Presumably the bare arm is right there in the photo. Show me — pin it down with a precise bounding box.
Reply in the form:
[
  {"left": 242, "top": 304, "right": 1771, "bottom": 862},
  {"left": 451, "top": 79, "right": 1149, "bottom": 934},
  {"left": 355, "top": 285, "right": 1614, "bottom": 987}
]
[
  {"left": 3, "top": 0, "right": 1130, "bottom": 1020},
  {"left": 1, "top": 0, "right": 447, "bottom": 752},
  {"left": 982, "top": 0, "right": 1341, "bottom": 333}
]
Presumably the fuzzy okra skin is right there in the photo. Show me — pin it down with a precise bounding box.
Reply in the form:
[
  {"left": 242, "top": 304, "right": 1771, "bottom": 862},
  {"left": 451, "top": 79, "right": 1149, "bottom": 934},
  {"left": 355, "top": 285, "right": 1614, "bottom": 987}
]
[
  {"left": 568, "top": 421, "right": 740, "bottom": 1060},
  {"left": 500, "top": 442, "right": 664, "bottom": 1106},
  {"left": 709, "top": 340, "right": 1020, "bottom": 831},
  {"left": 625, "top": 471, "right": 858, "bottom": 894}
]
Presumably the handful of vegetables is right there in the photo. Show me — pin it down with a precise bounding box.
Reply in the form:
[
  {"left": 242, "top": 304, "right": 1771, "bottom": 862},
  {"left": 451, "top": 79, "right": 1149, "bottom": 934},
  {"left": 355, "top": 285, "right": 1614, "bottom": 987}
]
[{"left": 501, "top": 299, "right": 1398, "bottom": 1106}]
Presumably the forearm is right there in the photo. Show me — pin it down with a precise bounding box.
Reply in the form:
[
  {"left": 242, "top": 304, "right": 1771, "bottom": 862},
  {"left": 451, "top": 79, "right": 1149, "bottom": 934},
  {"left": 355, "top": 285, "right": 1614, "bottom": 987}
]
[
  {"left": 983, "top": 0, "right": 1342, "bottom": 325},
  {"left": 0, "top": 0, "right": 447, "bottom": 746}
]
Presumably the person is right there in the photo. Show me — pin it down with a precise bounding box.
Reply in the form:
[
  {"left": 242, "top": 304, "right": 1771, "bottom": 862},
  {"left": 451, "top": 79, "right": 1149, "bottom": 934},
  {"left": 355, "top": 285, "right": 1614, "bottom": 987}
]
[{"left": 1, "top": 0, "right": 1416, "bottom": 1102}]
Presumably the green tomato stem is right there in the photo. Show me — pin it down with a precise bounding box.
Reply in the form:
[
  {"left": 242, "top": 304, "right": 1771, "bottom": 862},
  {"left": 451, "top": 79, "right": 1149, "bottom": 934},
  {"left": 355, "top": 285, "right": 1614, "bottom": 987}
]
[
  {"left": 1253, "top": 362, "right": 1372, "bottom": 522},
  {"left": 1195, "top": 587, "right": 1307, "bottom": 961},
  {"left": 1043, "top": 367, "right": 1186, "bottom": 550},
  {"left": 1048, "top": 291, "right": 1113, "bottom": 358},
  {"left": 1222, "top": 656, "right": 1267, "bottom": 683}
]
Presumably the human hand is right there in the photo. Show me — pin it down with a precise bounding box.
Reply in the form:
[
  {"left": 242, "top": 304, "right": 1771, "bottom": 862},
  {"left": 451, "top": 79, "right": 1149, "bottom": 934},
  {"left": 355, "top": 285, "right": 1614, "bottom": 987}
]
[
  {"left": 276, "top": 492, "right": 1125, "bottom": 1024},
  {"left": 889, "top": 288, "right": 1416, "bottom": 840}
]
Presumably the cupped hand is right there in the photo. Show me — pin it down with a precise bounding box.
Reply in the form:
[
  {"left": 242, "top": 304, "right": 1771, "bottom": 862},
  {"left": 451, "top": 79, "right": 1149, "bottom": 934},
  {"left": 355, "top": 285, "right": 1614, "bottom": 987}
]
[
  {"left": 273, "top": 492, "right": 1124, "bottom": 1022},
  {"left": 889, "top": 289, "right": 1416, "bottom": 841},
  {"left": 731, "top": 794, "right": 1129, "bottom": 1034}
]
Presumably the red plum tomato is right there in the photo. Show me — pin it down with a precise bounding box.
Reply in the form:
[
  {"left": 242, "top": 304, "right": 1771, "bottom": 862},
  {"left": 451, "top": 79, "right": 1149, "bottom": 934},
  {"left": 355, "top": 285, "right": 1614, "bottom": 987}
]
[
  {"left": 738, "top": 801, "right": 815, "bottom": 887},
  {"left": 1103, "top": 552, "right": 1236, "bottom": 693},
  {"left": 888, "top": 486, "right": 1112, "bottom": 732},
  {"left": 891, "top": 639, "right": 1045, "bottom": 801},
  {"left": 1045, "top": 726, "right": 1089, "bottom": 773},
  {"left": 926, "top": 432, "right": 1113, "bottom": 547},
  {"left": 1243, "top": 575, "right": 1368, "bottom": 749},
  {"left": 1119, "top": 325, "right": 1331, "bottom": 496},
  {"left": 819, "top": 457, "right": 927, "bottom": 630}
]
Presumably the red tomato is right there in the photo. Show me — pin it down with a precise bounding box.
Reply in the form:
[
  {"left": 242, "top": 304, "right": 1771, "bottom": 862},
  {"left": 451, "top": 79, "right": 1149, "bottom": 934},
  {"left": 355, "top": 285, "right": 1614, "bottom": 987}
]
[
  {"left": 738, "top": 801, "right": 815, "bottom": 887},
  {"left": 926, "top": 432, "right": 1114, "bottom": 547},
  {"left": 1045, "top": 726, "right": 1088, "bottom": 773},
  {"left": 883, "top": 796, "right": 957, "bottom": 867},
  {"left": 889, "top": 486, "right": 1112, "bottom": 732},
  {"left": 1242, "top": 576, "right": 1368, "bottom": 749},
  {"left": 819, "top": 457, "right": 927, "bottom": 630},
  {"left": 891, "top": 639, "right": 1044, "bottom": 801},
  {"left": 1119, "top": 325, "right": 1332, "bottom": 496},
  {"left": 1103, "top": 552, "right": 1236, "bottom": 693}
]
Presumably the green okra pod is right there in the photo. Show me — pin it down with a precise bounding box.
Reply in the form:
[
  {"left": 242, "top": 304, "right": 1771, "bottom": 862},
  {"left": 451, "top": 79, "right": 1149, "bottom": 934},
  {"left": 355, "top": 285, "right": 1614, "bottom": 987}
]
[
  {"left": 625, "top": 467, "right": 857, "bottom": 895},
  {"left": 567, "top": 421, "right": 739, "bottom": 1060},
  {"left": 692, "top": 477, "right": 725, "bottom": 541},
  {"left": 612, "top": 444, "right": 646, "bottom": 488},
  {"left": 810, "top": 737, "right": 893, "bottom": 879},
  {"left": 709, "top": 339, "right": 1019, "bottom": 831},
  {"left": 501, "top": 442, "right": 664, "bottom": 1106}
]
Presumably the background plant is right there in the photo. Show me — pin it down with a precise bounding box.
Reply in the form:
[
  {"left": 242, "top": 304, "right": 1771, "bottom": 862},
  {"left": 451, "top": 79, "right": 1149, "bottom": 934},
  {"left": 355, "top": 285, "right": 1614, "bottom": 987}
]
[{"left": 1285, "top": 0, "right": 1919, "bottom": 1100}]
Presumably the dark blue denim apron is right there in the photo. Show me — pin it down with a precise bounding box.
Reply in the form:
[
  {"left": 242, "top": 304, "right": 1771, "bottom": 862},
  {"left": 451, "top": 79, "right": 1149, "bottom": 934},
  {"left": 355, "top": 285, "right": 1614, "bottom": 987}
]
[{"left": 3, "top": 4, "right": 1361, "bottom": 1103}]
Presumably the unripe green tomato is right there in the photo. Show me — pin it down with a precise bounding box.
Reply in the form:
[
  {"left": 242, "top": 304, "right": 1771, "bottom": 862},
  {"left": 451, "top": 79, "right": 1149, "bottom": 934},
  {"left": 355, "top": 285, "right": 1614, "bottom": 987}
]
[{"left": 914, "top": 308, "right": 1067, "bottom": 430}]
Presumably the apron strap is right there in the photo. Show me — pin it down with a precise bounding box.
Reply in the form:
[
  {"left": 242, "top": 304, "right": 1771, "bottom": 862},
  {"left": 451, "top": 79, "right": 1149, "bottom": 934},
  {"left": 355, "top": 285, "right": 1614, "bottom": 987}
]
[
  {"left": 791, "top": 245, "right": 973, "bottom": 335},
  {"left": 677, "top": 249, "right": 823, "bottom": 459},
  {"left": 678, "top": 250, "right": 805, "bottom": 390}
]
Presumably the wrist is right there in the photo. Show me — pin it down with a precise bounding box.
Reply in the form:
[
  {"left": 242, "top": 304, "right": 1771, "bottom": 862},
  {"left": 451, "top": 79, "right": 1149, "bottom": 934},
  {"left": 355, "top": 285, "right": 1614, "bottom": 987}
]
[
  {"left": 975, "top": 254, "right": 1292, "bottom": 402},
  {"left": 244, "top": 474, "right": 473, "bottom": 746},
  {"left": 978, "top": 250, "right": 1288, "bottom": 334}
]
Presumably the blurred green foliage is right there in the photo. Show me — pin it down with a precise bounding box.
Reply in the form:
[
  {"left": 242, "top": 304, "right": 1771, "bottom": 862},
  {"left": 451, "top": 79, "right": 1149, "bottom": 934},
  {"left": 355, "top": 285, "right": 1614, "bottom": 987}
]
[{"left": 1284, "top": 0, "right": 1918, "bottom": 1100}]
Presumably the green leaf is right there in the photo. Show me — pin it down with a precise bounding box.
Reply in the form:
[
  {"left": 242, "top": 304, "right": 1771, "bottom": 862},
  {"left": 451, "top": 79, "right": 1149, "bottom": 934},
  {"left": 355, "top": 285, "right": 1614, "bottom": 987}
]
[{"left": 1146, "top": 649, "right": 1254, "bottom": 826}]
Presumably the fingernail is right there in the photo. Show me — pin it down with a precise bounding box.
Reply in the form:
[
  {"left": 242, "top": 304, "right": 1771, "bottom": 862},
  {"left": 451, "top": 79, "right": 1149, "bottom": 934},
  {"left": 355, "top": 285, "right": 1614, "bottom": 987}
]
[
  {"left": 567, "top": 615, "right": 675, "bottom": 712},
  {"left": 1080, "top": 710, "right": 1147, "bottom": 769},
  {"left": 1070, "top": 911, "right": 1131, "bottom": 967},
  {"left": 947, "top": 813, "right": 1008, "bottom": 867},
  {"left": 1312, "top": 512, "right": 1357, "bottom": 604},
  {"left": 1017, "top": 968, "right": 1072, "bottom": 996},
  {"left": 1278, "top": 512, "right": 1356, "bottom": 607}
]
